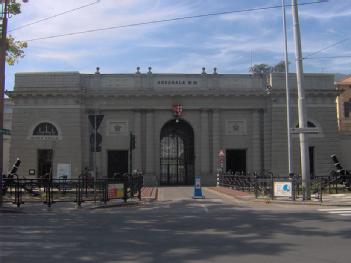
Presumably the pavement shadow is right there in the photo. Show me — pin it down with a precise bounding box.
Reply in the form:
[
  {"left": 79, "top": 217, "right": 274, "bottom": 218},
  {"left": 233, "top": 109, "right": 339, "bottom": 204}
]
[{"left": 0, "top": 198, "right": 351, "bottom": 263}]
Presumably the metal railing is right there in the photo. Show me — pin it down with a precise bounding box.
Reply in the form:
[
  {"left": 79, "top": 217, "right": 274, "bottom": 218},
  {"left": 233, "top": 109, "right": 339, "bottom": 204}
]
[
  {"left": 217, "top": 170, "right": 351, "bottom": 202},
  {"left": 1, "top": 174, "right": 143, "bottom": 208}
]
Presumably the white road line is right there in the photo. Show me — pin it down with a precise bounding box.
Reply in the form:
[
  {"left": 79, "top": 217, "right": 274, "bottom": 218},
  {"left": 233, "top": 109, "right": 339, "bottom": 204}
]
[
  {"left": 327, "top": 211, "right": 351, "bottom": 214},
  {"left": 340, "top": 214, "right": 351, "bottom": 216},
  {"left": 318, "top": 208, "right": 351, "bottom": 211},
  {"left": 201, "top": 204, "right": 209, "bottom": 213}
]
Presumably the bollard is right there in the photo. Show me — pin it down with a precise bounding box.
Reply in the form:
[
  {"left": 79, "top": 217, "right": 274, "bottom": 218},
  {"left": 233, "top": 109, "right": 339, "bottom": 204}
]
[
  {"left": 123, "top": 180, "right": 128, "bottom": 203},
  {"left": 103, "top": 179, "right": 108, "bottom": 205},
  {"left": 138, "top": 176, "right": 142, "bottom": 201},
  {"left": 292, "top": 176, "right": 296, "bottom": 201},
  {"left": 319, "top": 178, "right": 323, "bottom": 203},
  {"left": 271, "top": 174, "right": 274, "bottom": 200},
  {"left": 76, "top": 177, "right": 82, "bottom": 207},
  {"left": 0, "top": 173, "right": 3, "bottom": 207},
  {"left": 15, "top": 179, "right": 21, "bottom": 207}
]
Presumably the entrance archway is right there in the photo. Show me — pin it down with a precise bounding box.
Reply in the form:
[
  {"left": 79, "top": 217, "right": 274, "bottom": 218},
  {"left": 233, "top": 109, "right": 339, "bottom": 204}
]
[{"left": 160, "top": 119, "right": 194, "bottom": 185}]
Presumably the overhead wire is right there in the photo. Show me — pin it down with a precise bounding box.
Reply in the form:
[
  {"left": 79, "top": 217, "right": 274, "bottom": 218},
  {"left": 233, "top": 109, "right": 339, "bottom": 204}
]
[
  {"left": 304, "top": 55, "right": 351, "bottom": 60},
  {"left": 8, "top": 0, "right": 101, "bottom": 33},
  {"left": 303, "top": 37, "right": 350, "bottom": 59},
  {"left": 21, "top": 0, "right": 327, "bottom": 42}
]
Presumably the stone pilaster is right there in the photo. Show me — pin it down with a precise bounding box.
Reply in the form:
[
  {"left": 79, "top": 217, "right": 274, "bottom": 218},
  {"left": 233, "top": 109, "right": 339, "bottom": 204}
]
[
  {"left": 251, "top": 110, "right": 261, "bottom": 172},
  {"left": 145, "top": 111, "right": 155, "bottom": 183},
  {"left": 200, "top": 110, "right": 210, "bottom": 176},
  {"left": 133, "top": 111, "right": 142, "bottom": 172},
  {"left": 212, "top": 110, "right": 221, "bottom": 173}
]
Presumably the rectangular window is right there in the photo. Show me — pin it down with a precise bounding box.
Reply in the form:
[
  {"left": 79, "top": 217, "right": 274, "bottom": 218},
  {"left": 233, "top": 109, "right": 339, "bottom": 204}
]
[
  {"left": 226, "top": 149, "right": 246, "bottom": 174},
  {"left": 309, "top": 147, "right": 315, "bottom": 179},
  {"left": 37, "top": 149, "right": 53, "bottom": 179},
  {"left": 344, "top": 102, "right": 350, "bottom": 118},
  {"left": 107, "top": 150, "right": 128, "bottom": 178}
]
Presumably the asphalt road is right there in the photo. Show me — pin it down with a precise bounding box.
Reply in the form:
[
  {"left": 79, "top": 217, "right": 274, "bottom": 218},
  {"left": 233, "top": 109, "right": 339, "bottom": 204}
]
[{"left": 1, "top": 187, "right": 350, "bottom": 263}]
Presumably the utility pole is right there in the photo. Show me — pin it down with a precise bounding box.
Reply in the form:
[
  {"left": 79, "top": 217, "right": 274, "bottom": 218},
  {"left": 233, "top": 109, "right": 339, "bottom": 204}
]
[
  {"left": 291, "top": 0, "right": 311, "bottom": 199},
  {"left": 281, "top": 0, "right": 293, "bottom": 176},
  {"left": 0, "top": 0, "right": 9, "bottom": 207}
]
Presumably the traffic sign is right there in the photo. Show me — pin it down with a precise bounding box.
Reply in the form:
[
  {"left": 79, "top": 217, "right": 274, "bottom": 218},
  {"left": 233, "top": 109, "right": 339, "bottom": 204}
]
[
  {"left": 218, "top": 149, "right": 225, "bottom": 157},
  {"left": 0, "top": 128, "right": 11, "bottom": 135}
]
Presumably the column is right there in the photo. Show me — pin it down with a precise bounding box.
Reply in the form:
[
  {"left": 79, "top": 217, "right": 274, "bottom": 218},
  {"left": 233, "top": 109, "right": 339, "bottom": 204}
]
[
  {"left": 200, "top": 110, "right": 210, "bottom": 177},
  {"left": 252, "top": 110, "right": 261, "bottom": 172},
  {"left": 212, "top": 110, "right": 220, "bottom": 174},
  {"left": 133, "top": 111, "right": 142, "bottom": 172},
  {"left": 145, "top": 111, "right": 155, "bottom": 184}
]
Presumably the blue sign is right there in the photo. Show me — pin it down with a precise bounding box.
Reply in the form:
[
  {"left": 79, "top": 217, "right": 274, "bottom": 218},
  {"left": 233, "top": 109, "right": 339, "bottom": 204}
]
[{"left": 193, "top": 176, "right": 204, "bottom": 199}]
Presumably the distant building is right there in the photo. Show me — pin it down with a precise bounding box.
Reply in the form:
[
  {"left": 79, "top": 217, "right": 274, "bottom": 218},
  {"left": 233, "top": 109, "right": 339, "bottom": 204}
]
[
  {"left": 336, "top": 76, "right": 351, "bottom": 168},
  {"left": 7, "top": 70, "right": 339, "bottom": 185},
  {"left": 3, "top": 98, "right": 13, "bottom": 173},
  {"left": 336, "top": 76, "right": 351, "bottom": 131}
]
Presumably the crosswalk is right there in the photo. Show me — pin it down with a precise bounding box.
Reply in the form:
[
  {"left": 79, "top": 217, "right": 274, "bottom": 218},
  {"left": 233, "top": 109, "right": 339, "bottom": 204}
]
[
  {"left": 318, "top": 207, "right": 351, "bottom": 217},
  {"left": 317, "top": 193, "right": 351, "bottom": 206}
]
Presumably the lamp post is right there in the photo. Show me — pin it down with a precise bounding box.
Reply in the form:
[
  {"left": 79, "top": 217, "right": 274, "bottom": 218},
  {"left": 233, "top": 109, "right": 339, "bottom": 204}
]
[
  {"left": 281, "top": 0, "right": 293, "bottom": 176},
  {"left": 291, "top": 0, "right": 311, "bottom": 200},
  {"left": 0, "top": 0, "right": 28, "bottom": 207}
]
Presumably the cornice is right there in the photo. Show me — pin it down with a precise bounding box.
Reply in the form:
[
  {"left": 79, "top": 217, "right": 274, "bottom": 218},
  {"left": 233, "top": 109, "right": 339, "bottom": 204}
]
[{"left": 7, "top": 89, "right": 269, "bottom": 98}]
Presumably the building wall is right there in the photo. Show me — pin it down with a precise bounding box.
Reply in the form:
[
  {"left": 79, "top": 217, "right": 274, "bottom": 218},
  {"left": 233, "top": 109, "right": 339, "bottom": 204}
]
[
  {"left": 336, "top": 76, "right": 351, "bottom": 131},
  {"left": 8, "top": 71, "right": 340, "bottom": 185},
  {"left": 3, "top": 99, "right": 13, "bottom": 173}
]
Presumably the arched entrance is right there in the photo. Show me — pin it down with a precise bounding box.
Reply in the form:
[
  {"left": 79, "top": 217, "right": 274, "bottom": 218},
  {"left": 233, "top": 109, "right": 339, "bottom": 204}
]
[{"left": 160, "top": 119, "right": 194, "bottom": 185}]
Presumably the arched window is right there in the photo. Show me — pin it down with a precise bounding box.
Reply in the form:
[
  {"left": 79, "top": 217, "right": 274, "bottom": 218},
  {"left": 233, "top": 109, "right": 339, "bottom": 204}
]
[{"left": 33, "top": 122, "right": 58, "bottom": 136}]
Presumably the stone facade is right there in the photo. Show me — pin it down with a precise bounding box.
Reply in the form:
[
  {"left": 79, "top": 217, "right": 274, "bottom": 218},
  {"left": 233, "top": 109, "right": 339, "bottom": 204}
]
[
  {"left": 336, "top": 76, "right": 351, "bottom": 167},
  {"left": 3, "top": 98, "right": 13, "bottom": 173},
  {"left": 336, "top": 76, "right": 351, "bottom": 131},
  {"left": 7, "top": 71, "right": 339, "bottom": 185}
]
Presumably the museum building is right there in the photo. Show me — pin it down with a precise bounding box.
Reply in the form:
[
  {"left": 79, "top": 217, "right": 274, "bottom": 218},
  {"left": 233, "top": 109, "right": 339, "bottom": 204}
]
[{"left": 7, "top": 68, "right": 339, "bottom": 186}]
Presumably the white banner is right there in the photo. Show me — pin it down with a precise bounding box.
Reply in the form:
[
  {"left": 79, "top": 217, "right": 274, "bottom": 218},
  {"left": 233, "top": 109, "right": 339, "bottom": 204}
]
[
  {"left": 57, "top": 163, "right": 71, "bottom": 179},
  {"left": 274, "top": 182, "right": 292, "bottom": 197}
]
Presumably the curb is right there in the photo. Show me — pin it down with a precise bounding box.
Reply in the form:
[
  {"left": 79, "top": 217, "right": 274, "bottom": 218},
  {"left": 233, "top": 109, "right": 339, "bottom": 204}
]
[
  {"left": 0, "top": 208, "right": 25, "bottom": 213},
  {"left": 208, "top": 187, "right": 351, "bottom": 207}
]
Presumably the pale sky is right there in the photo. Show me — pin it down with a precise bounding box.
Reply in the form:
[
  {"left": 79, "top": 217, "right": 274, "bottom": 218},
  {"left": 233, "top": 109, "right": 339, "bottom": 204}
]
[{"left": 4, "top": 0, "right": 351, "bottom": 90}]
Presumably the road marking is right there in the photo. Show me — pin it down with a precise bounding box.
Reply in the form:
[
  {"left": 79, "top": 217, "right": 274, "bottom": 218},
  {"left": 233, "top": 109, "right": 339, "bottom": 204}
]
[
  {"left": 318, "top": 207, "right": 351, "bottom": 217},
  {"left": 318, "top": 208, "right": 351, "bottom": 211},
  {"left": 201, "top": 204, "right": 208, "bottom": 213}
]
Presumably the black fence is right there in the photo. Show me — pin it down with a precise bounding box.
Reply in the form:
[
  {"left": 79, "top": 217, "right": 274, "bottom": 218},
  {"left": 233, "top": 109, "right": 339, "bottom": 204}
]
[
  {"left": 217, "top": 170, "right": 351, "bottom": 202},
  {"left": 1, "top": 174, "right": 143, "bottom": 208}
]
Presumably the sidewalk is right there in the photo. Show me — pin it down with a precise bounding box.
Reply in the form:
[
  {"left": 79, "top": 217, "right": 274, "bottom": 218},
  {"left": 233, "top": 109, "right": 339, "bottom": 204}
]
[
  {"left": 0, "top": 187, "right": 158, "bottom": 213},
  {"left": 141, "top": 186, "right": 158, "bottom": 201},
  {"left": 208, "top": 186, "right": 351, "bottom": 207}
]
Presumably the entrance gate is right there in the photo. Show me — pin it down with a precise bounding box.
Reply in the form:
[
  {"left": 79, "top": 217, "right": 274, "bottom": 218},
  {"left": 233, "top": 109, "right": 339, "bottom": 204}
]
[{"left": 160, "top": 119, "right": 194, "bottom": 185}]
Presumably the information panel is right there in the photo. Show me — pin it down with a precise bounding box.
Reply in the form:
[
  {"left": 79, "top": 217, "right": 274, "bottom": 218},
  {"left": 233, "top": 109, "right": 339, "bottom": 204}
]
[
  {"left": 108, "top": 184, "right": 124, "bottom": 199},
  {"left": 274, "top": 182, "right": 292, "bottom": 197}
]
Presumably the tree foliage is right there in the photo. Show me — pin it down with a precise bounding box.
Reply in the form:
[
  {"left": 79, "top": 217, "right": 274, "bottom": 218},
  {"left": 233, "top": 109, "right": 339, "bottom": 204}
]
[
  {"left": 273, "top": 61, "right": 287, "bottom": 73},
  {"left": 3, "top": 0, "right": 28, "bottom": 65},
  {"left": 249, "top": 63, "right": 273, "bottom": 76},
  {"left": 6, "top": 35, "right": 27, "bottom": 65},
  {"left": 249, "top": 60, "right": 288, "bottom": 76},
  {"left": 8, "top": 1, "right": 21, "bottom": 15}
]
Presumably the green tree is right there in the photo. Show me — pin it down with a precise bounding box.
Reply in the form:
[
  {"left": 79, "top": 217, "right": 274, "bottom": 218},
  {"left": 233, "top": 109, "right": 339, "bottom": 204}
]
[
  {"left": 272, "top": 60, "right": 288, "bottom": 73},
  {"left": 2, "top": 0, "right": 28, "bottom": 65},
  {"left": 249, "top": 61, "right": 289, "bottom": 76},
  {"left": 249, "top": 63, "right": 273, "bottom": 76}
]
